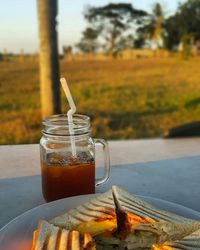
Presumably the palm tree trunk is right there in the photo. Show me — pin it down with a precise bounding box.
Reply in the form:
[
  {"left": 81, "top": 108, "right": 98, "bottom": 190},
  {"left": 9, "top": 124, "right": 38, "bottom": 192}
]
[{"left": 37, "top": 0, "right": 61, "bottom": 118}]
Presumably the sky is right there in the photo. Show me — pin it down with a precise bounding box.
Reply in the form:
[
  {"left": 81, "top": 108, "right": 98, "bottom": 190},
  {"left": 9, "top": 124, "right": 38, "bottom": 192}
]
[{"left": 0, "top": 0, "right": 186, "bottom": 54}]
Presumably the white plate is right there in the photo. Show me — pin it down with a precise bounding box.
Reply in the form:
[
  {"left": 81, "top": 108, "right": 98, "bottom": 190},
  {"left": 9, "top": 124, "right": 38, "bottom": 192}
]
[{"left": 0, "top": 194, "right": 200, "bottom": 250}]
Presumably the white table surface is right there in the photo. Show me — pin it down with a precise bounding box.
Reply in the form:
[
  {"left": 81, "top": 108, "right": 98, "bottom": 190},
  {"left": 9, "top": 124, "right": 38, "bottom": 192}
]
[{"left": 0, "top": 138, "right": 200, "bottom": 228}]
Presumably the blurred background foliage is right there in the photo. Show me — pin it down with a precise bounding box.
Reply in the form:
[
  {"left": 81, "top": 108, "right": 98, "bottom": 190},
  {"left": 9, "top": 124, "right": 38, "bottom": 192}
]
[{"left": 1, "top": 0, "right": 200, "bottom": 144}]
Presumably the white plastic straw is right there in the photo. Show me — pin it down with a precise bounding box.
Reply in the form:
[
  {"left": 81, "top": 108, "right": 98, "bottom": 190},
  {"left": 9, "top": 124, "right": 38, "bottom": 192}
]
[{"left": 60, "top": 78, "right": 77, "bottom": 157}]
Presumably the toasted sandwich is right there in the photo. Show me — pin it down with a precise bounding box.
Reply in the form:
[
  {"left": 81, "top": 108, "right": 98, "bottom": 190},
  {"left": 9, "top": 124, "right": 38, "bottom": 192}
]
[{"left": 33, "top": 186, "right": 200, "bottom": 250}]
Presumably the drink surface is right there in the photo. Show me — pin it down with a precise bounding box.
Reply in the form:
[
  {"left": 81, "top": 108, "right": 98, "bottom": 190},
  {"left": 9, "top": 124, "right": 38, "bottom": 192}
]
[{"left": 41, "top": 159, "right": 95, "bottom": 202}]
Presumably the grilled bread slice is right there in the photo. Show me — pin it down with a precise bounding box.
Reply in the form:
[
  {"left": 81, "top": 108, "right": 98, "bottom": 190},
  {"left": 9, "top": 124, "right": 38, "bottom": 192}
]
[
  {"left": 51, "top": 190, "right": 117, "bottom": 236},
  {"left": 31, "top": 220, "right": 95, "bottom": 250}
]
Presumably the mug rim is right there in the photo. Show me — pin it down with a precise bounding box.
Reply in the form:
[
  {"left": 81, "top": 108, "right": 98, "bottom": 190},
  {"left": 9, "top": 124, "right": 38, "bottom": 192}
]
[
  {"left": 42, "top": 114, "right": 91, "bottom": 137},
  {"left": 42, "top": 114, "right": 90, "bottom": 125}
]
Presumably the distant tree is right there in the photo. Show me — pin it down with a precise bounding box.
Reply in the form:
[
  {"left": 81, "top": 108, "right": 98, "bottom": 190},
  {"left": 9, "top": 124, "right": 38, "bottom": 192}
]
[
  {"left": 116, "top": 34, "right": 135, "bottom": 51},
  {"left": 137, "top": 3, "right": 165, "bottom": 49},
  {"left": 134, "top": 35, "right": 146, "bottom": 49},
  {"left": 164, "top": 0, "right": 200, "bottom": 50},
  {"left": 62, "top": 45, "right": 73, "bottom": 60},
  {"left": 76, "top": 27, "right": 100, "bottom": 53},
  {"left": 163, "top": 14, "right": 180, "bottom": 50},
  {"left": 151, "top": 3, "right": 165, "bottom": 48},
  {"left": 181, "top": 34, "right": 194, "bottom": 58},
  {"left": 63, "top": 45, "right": 73, "bottom": 55},
  {"left": 80, "top": 3, "right": 147, "bottom": 57}
]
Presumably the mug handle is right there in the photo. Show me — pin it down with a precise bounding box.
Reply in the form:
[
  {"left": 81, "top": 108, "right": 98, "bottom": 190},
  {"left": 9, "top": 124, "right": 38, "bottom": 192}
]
[{"left": 94, "top": 138, "right": 110, "bottom": 186}]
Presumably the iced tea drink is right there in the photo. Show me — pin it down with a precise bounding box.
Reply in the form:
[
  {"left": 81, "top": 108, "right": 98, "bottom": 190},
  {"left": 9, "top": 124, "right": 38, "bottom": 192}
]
[
  {"left": 40, "top": 114, "right": 110, "bottom": 202},
  {"left": 41, "top": 157, "right": 95, "bottom": 202}
]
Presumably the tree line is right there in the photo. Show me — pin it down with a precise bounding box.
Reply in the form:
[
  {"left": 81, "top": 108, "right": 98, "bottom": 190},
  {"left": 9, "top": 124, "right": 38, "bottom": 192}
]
[{"left": 74, "top": 0, "right": 200, "bottom": 57}]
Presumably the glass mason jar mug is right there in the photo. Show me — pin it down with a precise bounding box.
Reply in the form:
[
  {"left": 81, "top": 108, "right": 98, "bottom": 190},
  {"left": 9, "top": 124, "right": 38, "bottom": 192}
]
[{"left": 40, "top": 114, "right": 110, "bottom": 202}]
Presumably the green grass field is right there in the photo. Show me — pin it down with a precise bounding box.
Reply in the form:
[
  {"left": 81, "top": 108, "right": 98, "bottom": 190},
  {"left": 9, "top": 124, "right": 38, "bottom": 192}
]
[{"left": 0, "top": 57, "right": 200, "bottom": 144}]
